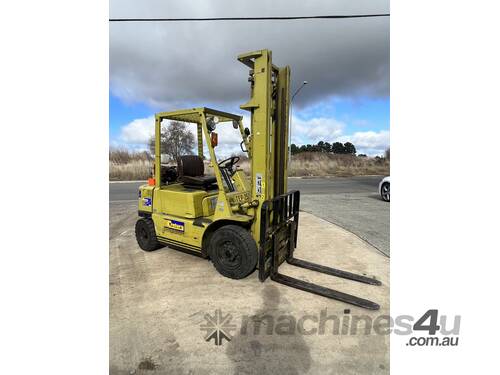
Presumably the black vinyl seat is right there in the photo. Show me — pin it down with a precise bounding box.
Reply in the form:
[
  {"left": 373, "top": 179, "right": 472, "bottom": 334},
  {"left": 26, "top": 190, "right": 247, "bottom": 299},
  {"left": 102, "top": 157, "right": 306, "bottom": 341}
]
[{"left": 177, "top": 155, "right": 217, "bottom": 189}]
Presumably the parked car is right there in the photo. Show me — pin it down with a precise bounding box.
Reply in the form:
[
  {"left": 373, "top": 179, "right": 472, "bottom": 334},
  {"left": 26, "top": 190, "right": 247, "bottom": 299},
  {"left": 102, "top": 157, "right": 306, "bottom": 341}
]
[{"left": 378, "top": 176, "right": 390, "bottom": 202}]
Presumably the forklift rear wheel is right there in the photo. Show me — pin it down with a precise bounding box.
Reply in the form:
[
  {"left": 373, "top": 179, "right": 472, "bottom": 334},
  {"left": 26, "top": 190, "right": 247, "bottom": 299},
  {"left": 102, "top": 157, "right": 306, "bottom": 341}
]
[
  {"left": 135, "top": 218, "right": 162, "bottom": 251},
  {"left": 209, "top": 225, "right": 258, "bottom": 279}
]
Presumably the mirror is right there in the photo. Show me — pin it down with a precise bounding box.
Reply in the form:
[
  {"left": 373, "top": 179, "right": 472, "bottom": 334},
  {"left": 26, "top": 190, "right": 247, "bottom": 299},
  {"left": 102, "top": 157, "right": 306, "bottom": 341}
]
[
  {"left": 232, "top": 120, "right": 239, "bottom": 129},
  {"left": 207, "top": 117, "right": 218, "bottom": 132},
  {"left": 207, "top": 121, "right": 216, "bottom": 132}
]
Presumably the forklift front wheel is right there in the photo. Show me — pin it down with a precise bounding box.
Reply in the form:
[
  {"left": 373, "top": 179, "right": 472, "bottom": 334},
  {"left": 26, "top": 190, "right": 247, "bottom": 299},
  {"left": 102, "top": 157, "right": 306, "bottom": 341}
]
[
  {"left": 209, "top": 225, "right": 258, "bottom": 280},
  {"left": 135, "top": 218, "right": 162, "bottom": 251}
]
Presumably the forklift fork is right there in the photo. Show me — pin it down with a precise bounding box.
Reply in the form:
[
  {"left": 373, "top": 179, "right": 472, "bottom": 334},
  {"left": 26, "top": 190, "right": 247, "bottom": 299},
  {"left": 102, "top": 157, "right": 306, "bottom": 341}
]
[{"left": 258, "top": 190, "right": 381, "bottom": 310}]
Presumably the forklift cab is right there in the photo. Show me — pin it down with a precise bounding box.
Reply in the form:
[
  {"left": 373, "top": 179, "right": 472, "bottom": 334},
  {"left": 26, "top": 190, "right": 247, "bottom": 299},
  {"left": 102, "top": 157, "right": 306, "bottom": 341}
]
[{"left": 138, "top": 107, "right": 255, "bottom": 253}]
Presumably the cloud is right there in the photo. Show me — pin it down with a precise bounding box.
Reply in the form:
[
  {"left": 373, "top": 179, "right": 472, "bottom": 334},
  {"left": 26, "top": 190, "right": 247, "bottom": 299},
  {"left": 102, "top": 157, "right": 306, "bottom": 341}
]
[
  {"left": 117, "top": 114, "right": 252, "bottom": 158},
  {"left": 291, "top": 116, "right": 388, "bottom": 155},
  {"left": 110, "top": 0, "right": 389, "bottom": 109},
  {"left": 338, "top": 130, "right": 389, "bottom": 155},
  {"left": 119, "top": 115, "right": 155, "bottom": 144},
  {"left": 116, "top": 113, "right": 388, "bottom": 157},
  {"left": 291, "top": 116, "right": 345, "bottom": 145}
]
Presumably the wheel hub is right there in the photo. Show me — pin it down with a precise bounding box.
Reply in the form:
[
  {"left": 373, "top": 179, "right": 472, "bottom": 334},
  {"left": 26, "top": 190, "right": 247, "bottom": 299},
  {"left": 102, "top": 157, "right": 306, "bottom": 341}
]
[{"left": 219, "top": 241, "right": 241, "bottom": 267}]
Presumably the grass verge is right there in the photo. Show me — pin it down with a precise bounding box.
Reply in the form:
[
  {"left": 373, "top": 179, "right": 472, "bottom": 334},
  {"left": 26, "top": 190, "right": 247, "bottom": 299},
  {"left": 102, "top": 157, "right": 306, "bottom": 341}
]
[{"left": 109, "top": 150, "right": 389, "bottom": 181}]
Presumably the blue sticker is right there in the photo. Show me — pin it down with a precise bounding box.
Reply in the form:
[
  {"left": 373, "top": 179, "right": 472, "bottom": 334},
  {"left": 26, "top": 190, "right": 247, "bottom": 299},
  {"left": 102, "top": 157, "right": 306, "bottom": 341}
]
[
  {"left": 143, "top": 197, "right": 152, "bottom": 206},
  {"left": 165, "top": 219, "right": 184, "bottom": 232}
]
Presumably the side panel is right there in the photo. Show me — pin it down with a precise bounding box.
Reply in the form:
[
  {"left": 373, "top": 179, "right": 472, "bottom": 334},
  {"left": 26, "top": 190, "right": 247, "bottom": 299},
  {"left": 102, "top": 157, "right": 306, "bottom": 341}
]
[
  {"left": 138, "top": 185, "right": 154, "bottom": 213},
  {"left": 202, "top": 195, "right": 218, "bottom": 216},
  {"left": 152, "top": 212, "right": 205, "bottom": 251},
  {"left": 153, "top": 184, "right": 218, "bottom": 219}
]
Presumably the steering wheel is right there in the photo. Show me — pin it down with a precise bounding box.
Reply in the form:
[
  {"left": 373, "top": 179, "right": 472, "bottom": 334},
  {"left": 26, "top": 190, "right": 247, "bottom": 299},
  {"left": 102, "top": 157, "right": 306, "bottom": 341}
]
[{"left": 218, "top": 156, "right": 240, "bottom": 174}]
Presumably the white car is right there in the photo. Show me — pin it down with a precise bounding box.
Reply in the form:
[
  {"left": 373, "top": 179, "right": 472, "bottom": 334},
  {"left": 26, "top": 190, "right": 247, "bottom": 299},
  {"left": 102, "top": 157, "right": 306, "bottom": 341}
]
[{"left": 378, "top": 176, "right": 390, "bottom": 202}]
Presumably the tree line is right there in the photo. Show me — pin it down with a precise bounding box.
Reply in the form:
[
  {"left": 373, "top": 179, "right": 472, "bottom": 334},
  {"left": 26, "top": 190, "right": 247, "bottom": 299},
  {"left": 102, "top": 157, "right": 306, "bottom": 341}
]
[
  {"left": 147, "top": 121, "right": 388, "bottom": 160},
  {"left": 291, "top": 141, "right": 357, "bottom": 155}
]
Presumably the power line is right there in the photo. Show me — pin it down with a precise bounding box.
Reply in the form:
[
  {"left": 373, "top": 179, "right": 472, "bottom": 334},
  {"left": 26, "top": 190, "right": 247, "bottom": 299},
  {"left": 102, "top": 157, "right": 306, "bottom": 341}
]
[{"left": 109, "top": 14, "right": 389, "bottom": 22}]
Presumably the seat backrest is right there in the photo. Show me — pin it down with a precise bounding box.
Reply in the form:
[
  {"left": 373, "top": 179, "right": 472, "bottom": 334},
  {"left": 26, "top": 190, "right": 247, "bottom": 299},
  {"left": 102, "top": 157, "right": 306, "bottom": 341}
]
[{"left": 177, "top": 155, "right": 205, "bottom": 178}]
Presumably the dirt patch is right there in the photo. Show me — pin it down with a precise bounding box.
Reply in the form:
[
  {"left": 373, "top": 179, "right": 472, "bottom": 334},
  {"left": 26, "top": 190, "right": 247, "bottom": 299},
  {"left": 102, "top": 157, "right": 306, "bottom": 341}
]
[{"left": 137, "top": 357, "right": 157, "bottom": 371}]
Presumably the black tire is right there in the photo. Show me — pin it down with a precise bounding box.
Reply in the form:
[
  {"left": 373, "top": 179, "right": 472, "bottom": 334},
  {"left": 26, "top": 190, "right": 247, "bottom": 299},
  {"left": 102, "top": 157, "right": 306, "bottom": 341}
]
[
  {"left": 209, "top": 225, "right": 258, "bottom": 279},
  {"left": 135, "top": 218, "right": 162, "bottom": 251},
  {"left": 381, "top": 182, "right": 390, "bottom": 202}
]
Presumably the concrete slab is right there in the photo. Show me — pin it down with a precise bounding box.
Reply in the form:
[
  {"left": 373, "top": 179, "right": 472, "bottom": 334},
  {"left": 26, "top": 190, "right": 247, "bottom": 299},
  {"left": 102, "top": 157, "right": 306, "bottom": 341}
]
[
  {"left": 110, "top": 202, "right": 389, "bottom": 375},
  {"left": 300, "top": 193, "right": 390, "bottom": 256}
]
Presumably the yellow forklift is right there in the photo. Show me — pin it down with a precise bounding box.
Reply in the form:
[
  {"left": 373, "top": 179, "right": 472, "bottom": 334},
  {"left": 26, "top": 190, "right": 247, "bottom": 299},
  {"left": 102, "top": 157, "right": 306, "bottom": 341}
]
[{"left": 135, "top": 49, "right": 381, "bottom": 310}]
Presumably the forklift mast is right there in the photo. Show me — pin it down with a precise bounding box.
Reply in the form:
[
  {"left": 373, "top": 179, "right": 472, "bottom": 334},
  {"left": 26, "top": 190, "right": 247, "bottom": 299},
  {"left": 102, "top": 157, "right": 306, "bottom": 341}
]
[
  {"left": 238, "top": 49, "right": 290, "bottom": 244},
  {"left": 238, "top": 50, "right": 381, "bottom": 310}
]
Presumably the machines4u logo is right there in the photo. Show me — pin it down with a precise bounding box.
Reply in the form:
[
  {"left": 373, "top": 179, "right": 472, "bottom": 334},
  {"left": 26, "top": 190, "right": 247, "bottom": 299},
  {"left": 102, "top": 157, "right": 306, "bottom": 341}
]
[{"left": 200, "top": 309, "right": 237, "bottom": 346}]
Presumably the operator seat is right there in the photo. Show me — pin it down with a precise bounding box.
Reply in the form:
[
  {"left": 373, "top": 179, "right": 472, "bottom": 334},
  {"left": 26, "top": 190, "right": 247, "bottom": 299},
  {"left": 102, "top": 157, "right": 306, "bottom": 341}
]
[{"left": 177, "top": 155, "right": 217, "bottom": 189}]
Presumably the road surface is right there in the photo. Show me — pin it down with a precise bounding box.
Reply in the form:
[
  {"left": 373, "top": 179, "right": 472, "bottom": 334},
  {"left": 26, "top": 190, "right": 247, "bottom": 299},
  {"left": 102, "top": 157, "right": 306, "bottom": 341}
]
[{"left": 110, "top": 176, "right": 385, "bottom": 201}]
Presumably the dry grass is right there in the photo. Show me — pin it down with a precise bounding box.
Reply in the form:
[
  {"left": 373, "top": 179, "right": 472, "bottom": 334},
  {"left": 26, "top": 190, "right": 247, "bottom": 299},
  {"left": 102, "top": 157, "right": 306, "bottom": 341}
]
[
  {"left": 227, "top": 153, "right": 389, "bottom": 177},
  {"left": 109, "top": 160, "right": 152, "bottom": 181},
  {"left": 109, "top": 150, "right": 389, "bottom": 181},
  {"left": 109, "top": 149, "right": 152, "bottom": 181},
  {"left": 109, "top": 148, "right": 151, "bottom": 164},
  {"left": 289, "top": 152, "right": 389, "bottom": 177}
]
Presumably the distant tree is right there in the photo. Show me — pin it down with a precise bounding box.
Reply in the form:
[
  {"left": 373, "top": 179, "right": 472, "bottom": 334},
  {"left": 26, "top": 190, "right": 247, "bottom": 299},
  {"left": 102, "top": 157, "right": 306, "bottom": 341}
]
[
  {"left": 289, "top": 140, "right": 355, "bottom": 155},
  {"left": 344, "top": 142, "right": 356, "bottom": 155},
  {"left": 148, "top": 138, "right": 155, "bottom": 156},
  {"left": 149, "top": 121, "right": 195, "bottom": 161},
  {"left": 385, "top": 148, "right": 390, "bottom": 160},
  {"left": 317, "top": 141, "right": 331, "bottom": 153},
  {"left": 358, "top": 154, "right": 367, "bottom": 158},
  {"left": 331, "top": 142, "right": 346, "bottom": 154}
]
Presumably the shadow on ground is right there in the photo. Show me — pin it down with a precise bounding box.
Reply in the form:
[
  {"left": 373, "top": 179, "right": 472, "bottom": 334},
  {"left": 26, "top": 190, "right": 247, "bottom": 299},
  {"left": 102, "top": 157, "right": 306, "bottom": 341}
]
[{"left": 226, "top": 285, "right": 312, "bottom": 374}]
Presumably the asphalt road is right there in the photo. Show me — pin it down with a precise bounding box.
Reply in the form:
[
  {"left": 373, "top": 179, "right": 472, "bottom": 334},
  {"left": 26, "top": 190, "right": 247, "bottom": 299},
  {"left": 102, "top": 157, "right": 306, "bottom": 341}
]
[
  {"left": 110, "top": 176, "right": 383, "bottom": 201},
  {"left": 110, "top": 175, "right": 389, "bottom": 255}
]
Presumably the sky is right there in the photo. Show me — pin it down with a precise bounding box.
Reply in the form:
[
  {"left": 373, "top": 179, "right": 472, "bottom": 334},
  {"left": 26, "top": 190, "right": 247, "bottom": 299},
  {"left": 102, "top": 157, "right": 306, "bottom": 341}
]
[{"left": 109, "top": 0, "right": 389, "bottom": 156}]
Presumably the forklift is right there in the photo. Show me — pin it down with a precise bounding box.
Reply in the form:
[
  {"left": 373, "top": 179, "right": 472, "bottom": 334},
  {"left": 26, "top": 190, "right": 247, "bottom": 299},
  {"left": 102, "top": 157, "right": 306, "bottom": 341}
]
[{"left": 135, "top": 49, "right": 381, "bottom": 310}]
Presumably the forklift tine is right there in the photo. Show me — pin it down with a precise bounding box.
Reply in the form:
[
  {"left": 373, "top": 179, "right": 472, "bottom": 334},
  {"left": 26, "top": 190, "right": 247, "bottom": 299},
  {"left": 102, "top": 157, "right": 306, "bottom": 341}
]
[
  {"left": 287, "top": 257, "right": 382, "bottom": 286},
  {"left": 271, "top": 273, "right": 380, "bottom": 310}
]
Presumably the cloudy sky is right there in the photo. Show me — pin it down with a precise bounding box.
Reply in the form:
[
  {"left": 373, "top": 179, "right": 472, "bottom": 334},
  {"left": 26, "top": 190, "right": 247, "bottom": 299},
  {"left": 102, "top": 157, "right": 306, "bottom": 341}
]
[{"left": 110, "top": 0, "right": 389, "bottom": 156}]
